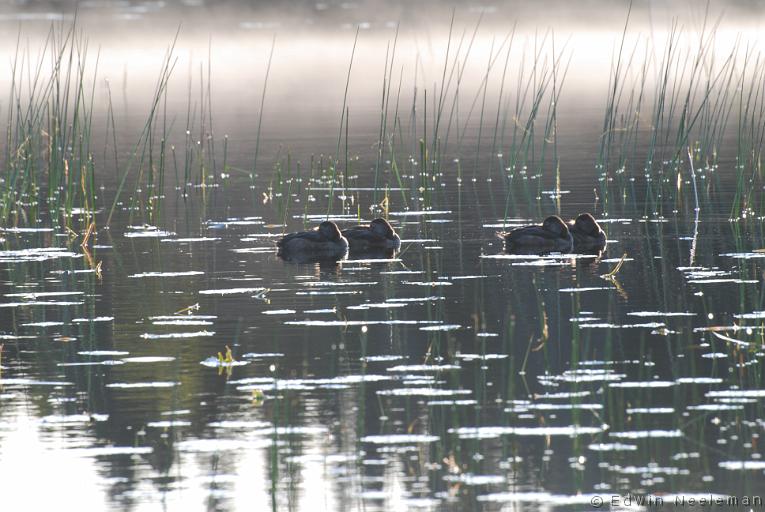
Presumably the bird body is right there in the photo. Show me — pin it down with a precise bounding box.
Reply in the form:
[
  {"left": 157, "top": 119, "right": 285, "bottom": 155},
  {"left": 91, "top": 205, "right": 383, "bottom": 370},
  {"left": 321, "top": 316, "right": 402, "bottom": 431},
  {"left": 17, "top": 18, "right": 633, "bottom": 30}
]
[
  {"left": 341, "top": 218, "right": 400, "bottom": 252},
  {"left": 567, "top": 213, "right": 606, "bottom": 250},
  {"left": 277, "top": 221, "right": 349, "bottom": 260},
  {"left": 500, "top": 215, "right": 573, "bottom": 253}
]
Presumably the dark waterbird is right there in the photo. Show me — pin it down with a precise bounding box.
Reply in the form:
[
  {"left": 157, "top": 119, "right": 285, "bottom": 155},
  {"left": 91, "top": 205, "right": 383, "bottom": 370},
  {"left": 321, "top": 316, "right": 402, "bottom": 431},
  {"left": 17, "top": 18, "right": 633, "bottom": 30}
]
[
  {"left": 499, "top": 215, "right": 573, "bottom": 253},
  {"left": 277, "top": 221, "right": 349, "bottom": 261},
  {"left": 341, "top": 218, "right": 401, "bottom": 251},
  {"left": 567, "top": 213, "right": 606, "bottom": 250}
]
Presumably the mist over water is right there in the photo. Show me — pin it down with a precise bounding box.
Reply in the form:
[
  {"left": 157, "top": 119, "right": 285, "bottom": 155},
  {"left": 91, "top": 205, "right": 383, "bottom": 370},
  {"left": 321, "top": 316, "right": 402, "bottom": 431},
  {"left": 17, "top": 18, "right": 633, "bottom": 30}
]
[
  {"left": 2, "top": 0, "right": 761, "bottom": 201},
  {"left": 1, "top": 1, "right": 765, "bottom": 511}
]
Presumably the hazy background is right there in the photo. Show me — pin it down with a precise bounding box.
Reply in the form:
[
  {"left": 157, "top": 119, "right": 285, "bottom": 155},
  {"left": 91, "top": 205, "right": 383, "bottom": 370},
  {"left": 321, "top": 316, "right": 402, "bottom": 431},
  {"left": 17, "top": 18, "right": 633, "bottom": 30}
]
[{"left": 3, "top": 0, "right": 763, "bottom": 187}]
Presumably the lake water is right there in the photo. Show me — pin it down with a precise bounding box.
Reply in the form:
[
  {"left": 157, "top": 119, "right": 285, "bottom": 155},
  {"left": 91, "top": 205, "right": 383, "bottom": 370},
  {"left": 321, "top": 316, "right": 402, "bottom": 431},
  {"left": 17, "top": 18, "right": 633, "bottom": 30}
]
[{"left": 1, "top": 2, "right": 765, "bottom": 510}]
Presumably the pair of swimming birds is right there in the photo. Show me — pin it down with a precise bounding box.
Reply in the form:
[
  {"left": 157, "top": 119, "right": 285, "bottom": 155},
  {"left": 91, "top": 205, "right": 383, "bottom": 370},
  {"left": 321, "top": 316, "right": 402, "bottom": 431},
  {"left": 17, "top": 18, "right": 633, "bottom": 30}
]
[
  {"left": 277, "top": 218, "right": 400, "bottom": 259},
  {"left": 276, "top": 213, "right": 605, "bottom": 259},
  {"left": 501, "top": 213, "right": 606, "bottom": 253}
]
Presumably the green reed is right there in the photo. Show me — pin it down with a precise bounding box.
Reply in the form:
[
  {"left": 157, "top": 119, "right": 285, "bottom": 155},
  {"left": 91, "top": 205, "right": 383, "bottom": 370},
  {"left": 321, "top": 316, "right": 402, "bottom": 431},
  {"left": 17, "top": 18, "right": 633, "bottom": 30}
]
[
  {"left": 387, "top": 65, "right": 409, "bottom": 208},
  {"left": 372, "top": 25, "right": 398, "bottom": 206},
  {"left": 106, "top": 28, "right": 179, "bottom": 226},
  {"left": 252, "top": 35, "right": 276, "bottom": 201},
  {"left": 326, "top": 27, "right": 359, "bottom": 218}
]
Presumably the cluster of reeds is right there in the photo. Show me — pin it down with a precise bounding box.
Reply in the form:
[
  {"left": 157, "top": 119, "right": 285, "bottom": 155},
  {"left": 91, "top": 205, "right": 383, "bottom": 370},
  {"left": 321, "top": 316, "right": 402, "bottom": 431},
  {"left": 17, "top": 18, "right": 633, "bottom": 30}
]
[
  {"left": 6, "top": 13, "right": 765, "bottom": 230},
  {"left": 2, "top": 25, "right": 99, "bottom": 227},
  {"left": 311, "top": 17, "right": 572, "bottom": 228},
  {"left": 0, "top": 22, "right": 180, "bottom": 230},
  {"left": 0, "top": 23, "right": 249, "bottom": 231},
  {"left": 596, "top": 8, "right": 765, "bottom": 220}
]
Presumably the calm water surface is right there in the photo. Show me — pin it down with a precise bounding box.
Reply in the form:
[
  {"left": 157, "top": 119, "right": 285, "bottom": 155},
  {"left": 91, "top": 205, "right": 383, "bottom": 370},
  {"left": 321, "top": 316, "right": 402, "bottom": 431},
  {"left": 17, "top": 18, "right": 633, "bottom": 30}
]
[{"left": 1, "top": 6, "right": 765, "bottom": 511}]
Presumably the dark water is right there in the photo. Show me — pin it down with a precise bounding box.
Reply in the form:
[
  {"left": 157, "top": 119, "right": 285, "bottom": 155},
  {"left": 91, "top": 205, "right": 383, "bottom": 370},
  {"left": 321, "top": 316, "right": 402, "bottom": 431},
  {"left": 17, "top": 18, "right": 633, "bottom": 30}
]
[{"left": 2, "top": 5, "right": 765, "bottom": 511}]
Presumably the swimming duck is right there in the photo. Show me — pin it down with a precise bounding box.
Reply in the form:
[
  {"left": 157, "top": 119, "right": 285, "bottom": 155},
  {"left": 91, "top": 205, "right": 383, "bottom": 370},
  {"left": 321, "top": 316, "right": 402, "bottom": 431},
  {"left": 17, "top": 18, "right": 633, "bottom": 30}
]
[
  {"left": 341, "top": 218, "right": 401, "bottom": 251},
  {"left": 277, "top": 221, "right": 349, "bottom": 260},
  {"left": 567, "top": 213, "right": 606, "bottom": 250},
  {"left": 500, "top": 215, "right": 573, "bottom": 253}
]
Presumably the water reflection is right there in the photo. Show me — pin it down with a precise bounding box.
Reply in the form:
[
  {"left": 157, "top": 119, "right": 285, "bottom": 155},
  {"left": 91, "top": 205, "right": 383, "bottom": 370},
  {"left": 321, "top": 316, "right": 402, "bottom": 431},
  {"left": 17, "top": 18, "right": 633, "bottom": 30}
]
[{"left": 4, "top": 205, "right": 763, "bottom": 509}]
